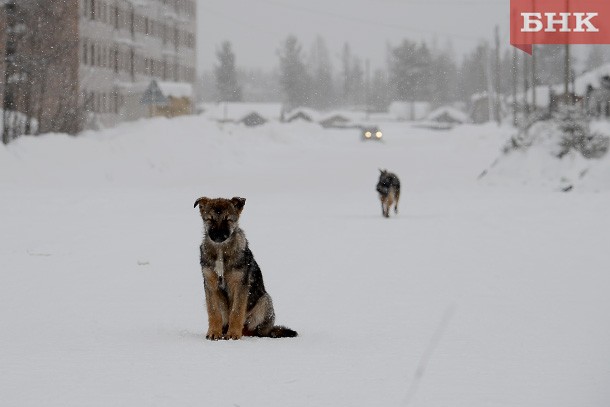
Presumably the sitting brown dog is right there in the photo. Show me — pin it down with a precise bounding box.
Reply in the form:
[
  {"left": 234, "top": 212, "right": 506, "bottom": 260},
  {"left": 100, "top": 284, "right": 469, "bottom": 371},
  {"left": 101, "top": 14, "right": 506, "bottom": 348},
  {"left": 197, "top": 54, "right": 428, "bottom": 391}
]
[{"left": 194, "top": 196, "right": 297, "bottom": 340}]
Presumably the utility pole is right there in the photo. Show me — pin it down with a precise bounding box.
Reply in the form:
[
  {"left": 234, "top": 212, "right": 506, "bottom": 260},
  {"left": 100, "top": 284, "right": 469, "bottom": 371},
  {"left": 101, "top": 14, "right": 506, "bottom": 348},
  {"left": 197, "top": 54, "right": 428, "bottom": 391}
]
[
  {"left": 564, "top": 43, "right": 571, "bottom": 104},
  {"left": 494, "top": 25, "right": 501, "bottom": 124},
  {"left": 564, "top": 0, "right": 571, "bottom": 104},
  {"left": 365, "top": 58, "right": 370, "bottom": 120},
  {"left": 531, "top": 45, "right": 536, "bottom": 113},
  {"left": 485, "top": 43, "right": 494, "bottom": 123},
  {"left": 523, "top": 52, "right": 530, "bottom": 118},
  {"left": 512, "top": 46, "right": 518, "bottom": 127},
  {"left": 531, "top": 0, "right": 537, "bottom": 113}
]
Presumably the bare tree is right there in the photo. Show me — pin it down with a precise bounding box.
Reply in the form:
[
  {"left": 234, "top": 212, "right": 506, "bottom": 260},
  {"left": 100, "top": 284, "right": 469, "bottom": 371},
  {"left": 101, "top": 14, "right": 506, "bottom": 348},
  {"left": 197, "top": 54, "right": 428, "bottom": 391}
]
[
  {"left": 2, "top": 0, "right": 80, "bottom": 143},
  {"left": 2, "top": 0, "right": 21, "bottom": 144}
]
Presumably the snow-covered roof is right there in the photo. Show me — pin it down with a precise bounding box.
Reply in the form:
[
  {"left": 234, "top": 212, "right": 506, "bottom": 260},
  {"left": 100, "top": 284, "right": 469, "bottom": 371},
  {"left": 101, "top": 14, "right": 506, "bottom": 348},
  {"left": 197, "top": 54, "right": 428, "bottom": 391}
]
[
  {"left": 318, "top": 110, "right": 364, "bottom": 123},
  {"left": 570, "top": 63, "right": 610, "bottom": 95},
  {"left": 157, "top": 81, "right": 193, "bottom": 99},
  {"left": 285, "top": 107, "right": 321, "bottom": 122},
  {"left": 503, "top": 65, "right": 610, "bottom": 106},
  {"left": 426, "top": 106, "right": 470, "bottom": 124},
  {"left": 512, "top": 63, "right": 610, "bottom": 100},
  {"left": 204, "top": 102, "right": 283, "bottom": 122},
  {"left": 114, "top": 80, "right": 193, "bottom": 99}
]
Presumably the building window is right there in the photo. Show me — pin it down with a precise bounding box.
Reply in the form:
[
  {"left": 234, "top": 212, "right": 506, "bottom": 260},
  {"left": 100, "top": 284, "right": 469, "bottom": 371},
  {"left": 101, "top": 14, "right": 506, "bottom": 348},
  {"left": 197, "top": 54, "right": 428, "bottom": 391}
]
[
  {"left": 114, "top": 6, "right": 119, "bottom": 29},
  {"left": 113, "top": 92, "right": 119, "bottom": 114},
  {"left": 113, "top": 48, "right": 118, "bottom": 73},
  {"left": 91, "top": 91, "right": 96, "bottom": 112},
  {"left": 90, "top": 43, "right": 95, "bottom": 66},
  {"left": 83, "top": 41, "right": 88, "bottom": 65},
  {"left": 90, "top": 0, "right": 95, "bottom": 20}
]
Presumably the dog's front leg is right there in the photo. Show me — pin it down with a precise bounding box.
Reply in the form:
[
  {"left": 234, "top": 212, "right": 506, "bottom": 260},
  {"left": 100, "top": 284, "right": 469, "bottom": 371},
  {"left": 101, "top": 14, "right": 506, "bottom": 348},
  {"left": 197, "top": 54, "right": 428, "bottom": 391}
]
[
  {"left": 381, "top": 197, "right": 389, "bottom": 218},
  {"left": 203, "top": 268, "right": 224, "bottom": 340},
  {"left": 225, "top": 271, "right": 249, "bottom": 340}
]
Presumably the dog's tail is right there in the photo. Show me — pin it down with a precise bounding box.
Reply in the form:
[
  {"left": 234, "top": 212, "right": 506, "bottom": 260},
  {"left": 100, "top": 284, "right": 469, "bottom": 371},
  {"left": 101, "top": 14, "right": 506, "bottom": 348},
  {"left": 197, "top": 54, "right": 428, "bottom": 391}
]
[{"left": 268, "top": 326, "right": 298, "bottom": 338}]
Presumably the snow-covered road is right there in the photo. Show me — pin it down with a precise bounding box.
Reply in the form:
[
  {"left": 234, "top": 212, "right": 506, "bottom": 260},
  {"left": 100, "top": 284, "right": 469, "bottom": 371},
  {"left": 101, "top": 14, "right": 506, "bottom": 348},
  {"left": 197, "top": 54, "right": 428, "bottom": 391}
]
[{"left": 1, "top": 117, "right": 609, "bottom": 406}]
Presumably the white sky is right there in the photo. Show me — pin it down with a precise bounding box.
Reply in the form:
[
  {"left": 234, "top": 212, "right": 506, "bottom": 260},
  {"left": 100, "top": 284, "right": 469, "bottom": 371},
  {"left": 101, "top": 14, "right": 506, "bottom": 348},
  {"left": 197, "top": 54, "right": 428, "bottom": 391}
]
[{"left": 196, "top": 0, "right": 509, "bottom": 72}]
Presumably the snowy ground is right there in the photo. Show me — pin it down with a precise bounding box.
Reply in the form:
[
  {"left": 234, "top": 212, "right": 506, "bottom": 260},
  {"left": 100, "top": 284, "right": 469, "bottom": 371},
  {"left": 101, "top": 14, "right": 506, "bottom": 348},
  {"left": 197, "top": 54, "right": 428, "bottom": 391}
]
[{"left": 1, "top": 117, "right": 609, "bottom": 406}]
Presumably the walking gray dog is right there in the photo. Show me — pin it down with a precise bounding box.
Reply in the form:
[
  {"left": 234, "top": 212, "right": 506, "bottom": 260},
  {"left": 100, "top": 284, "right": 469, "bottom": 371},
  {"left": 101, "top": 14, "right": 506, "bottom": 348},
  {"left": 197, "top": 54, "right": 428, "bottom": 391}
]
[{"left": 376, "top": 169, "right": 400, "bottom": 218}]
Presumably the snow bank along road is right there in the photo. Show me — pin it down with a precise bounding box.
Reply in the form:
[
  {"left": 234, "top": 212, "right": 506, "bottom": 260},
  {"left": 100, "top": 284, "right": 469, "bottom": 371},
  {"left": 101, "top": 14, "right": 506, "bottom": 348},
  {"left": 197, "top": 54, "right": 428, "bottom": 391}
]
[{"left": 1, "top": 116, "right": 609, "bottom": 406}]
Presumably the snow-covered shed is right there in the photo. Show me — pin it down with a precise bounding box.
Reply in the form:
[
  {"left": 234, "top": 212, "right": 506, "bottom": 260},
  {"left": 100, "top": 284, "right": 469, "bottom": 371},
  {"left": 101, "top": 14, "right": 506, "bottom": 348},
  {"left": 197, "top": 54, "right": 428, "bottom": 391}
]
[
  {"left": 139, "top": 80, "right": 194, "bottom": 118},
  {"left": 205, "top": 103, "right": 283, "bottom": 124},
  {"left": 318, "top": 113, "right": 352, "bottom": 128},
  {"left": 285, "top": 107, "right": 320, "bottom": 123},
  {"left": 426, "top": 106, "right": 470, "bottom": 124}
]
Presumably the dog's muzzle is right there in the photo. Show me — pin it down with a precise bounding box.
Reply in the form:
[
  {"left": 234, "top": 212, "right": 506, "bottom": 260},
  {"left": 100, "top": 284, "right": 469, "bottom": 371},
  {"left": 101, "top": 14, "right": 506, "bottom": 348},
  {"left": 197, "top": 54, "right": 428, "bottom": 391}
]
[
  {"left": 377, "top": 185, "right": 389, "bottom": 194},
  {"left": 208, "top": 226, "right": 232, "bottom": 243}
]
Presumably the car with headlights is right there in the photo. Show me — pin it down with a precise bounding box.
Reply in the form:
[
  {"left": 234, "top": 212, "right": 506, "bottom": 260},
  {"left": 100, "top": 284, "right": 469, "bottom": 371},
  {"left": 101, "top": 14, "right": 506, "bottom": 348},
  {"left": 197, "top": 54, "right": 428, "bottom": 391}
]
[{"left": 360, "top": 126, "right": 383, "bottom": 141}]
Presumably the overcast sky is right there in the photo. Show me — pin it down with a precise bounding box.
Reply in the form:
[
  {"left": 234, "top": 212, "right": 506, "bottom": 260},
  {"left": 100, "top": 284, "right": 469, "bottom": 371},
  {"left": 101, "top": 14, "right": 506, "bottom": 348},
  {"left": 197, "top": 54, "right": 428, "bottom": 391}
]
[{"left": 197, "top": 0, "right": 509, "bottom": 72}]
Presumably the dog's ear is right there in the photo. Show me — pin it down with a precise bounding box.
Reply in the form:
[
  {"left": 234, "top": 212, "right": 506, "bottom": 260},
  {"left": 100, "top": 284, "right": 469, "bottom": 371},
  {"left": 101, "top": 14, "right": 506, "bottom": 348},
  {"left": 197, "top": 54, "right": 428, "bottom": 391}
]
[
  {"left": 379, "top": 168, "right": 386, "bottom": 174},
  {"left": 230, "top": 197, "right": 246, "bottom": 212},
  {"left": 194, "top": 197, "right": 210, "bottom": 209}
]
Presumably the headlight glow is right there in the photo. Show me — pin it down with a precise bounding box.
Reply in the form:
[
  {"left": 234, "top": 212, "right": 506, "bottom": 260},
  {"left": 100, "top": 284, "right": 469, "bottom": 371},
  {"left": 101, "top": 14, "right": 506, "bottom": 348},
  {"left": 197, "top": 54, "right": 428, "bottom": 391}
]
[
  {"left": 376, "top": 131, "right": 382, "bottom": 138},
  {"left": 365, "top": 131, "right": 371, "bottom": 138}
]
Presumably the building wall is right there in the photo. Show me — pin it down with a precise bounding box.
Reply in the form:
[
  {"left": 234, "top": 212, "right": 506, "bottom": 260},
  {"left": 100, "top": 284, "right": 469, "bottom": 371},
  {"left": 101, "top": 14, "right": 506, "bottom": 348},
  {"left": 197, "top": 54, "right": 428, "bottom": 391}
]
[{"left": 78, "top": 0, "right": 197, "bottom": 127}]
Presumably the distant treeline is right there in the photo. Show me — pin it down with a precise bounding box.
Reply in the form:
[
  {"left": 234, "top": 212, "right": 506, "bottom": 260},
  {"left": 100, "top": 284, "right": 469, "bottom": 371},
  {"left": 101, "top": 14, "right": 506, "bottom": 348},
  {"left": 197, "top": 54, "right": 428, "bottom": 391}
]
[{"left": 201, "top": 36, "right": 608, "bottom": 111}]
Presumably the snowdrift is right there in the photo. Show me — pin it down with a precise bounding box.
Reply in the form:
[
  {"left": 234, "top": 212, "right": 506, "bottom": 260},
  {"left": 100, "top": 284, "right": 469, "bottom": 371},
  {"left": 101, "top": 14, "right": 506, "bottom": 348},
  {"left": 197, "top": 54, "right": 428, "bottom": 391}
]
[
  {"left": 1, "top": 116, "right": 609, "bottom": 407},
  {"left": 480, "top": 119, "right": 610, "bottom": 191}
]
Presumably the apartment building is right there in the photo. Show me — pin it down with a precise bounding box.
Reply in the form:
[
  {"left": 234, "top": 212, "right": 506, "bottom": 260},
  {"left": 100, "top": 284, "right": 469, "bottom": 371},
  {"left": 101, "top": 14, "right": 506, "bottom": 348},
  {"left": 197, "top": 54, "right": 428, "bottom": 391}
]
[
  {"left": 1, "top": 0, "right": 197, "bottom": 135},
  {"left": 79, "top": 0, "right": 197, "bottom": 126}
]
